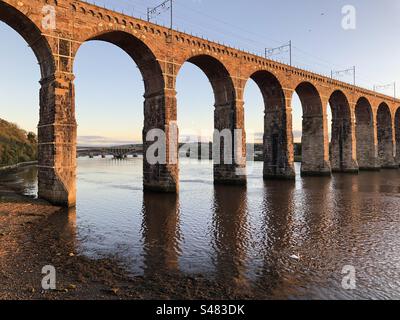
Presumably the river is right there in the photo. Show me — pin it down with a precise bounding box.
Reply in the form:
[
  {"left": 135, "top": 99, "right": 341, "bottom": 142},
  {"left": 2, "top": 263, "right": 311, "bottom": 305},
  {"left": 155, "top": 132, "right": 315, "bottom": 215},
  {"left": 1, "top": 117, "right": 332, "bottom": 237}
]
[{"left": 2, "top": 157, "right": 400, "bottom": 299}]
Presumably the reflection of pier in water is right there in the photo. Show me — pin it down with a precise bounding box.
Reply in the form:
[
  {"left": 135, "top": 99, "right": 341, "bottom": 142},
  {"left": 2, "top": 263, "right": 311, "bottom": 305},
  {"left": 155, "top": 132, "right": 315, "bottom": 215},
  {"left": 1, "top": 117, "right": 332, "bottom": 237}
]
[
  {"left": 4, "top": 159, "right": 400, "bottom": 298},
  {"left": 26, "top": 167, "right": 397, "bottom": 298},
  {"left": 211, "top": 185, "right": 250, "bottom": 288},
  {"left": 141, "top": 193, "right": 181, "bottom": 276}
]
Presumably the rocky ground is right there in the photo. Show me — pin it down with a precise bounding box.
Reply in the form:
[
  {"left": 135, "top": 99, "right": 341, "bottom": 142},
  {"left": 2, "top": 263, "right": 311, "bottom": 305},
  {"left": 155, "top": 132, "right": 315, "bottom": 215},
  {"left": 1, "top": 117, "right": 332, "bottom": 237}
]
[{"left": 0, "top": 183, "right": 263, "bottom": 300}]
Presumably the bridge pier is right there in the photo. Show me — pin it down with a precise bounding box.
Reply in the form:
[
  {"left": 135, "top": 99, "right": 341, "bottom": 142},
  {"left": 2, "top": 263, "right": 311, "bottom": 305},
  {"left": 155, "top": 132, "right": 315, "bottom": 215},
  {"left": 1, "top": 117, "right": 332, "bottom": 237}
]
[
  {"left": 213, "top": 100, "right": 247, "bottom": 185},
  {"left": 377, "top": 104, "right": 397, "bottom": 168},
  {"left": 357, "top": 119, "right": 380, "bottom": 170},
  {"left": 356, "top": 99, "right": 380, "bottom": 170},
  {"left": 300, "top": 114, "right": 331, "bottom": 176},
  {"left": 143, "top": 90, "right": 179, "bottom": 193},
  {"left": 395, "top": 110, "right": 400, "bottom": 167},
  {"left": 330, "top": 117, "right": 359, "bottom": 173},
  {"left": 246, "top": 73, "right": 295, "bottom": 180},
  {"left": 263, "top": 95, "right": 295, "bottom": 180},
  {"left": 37, "top": 73, "right": 77, "bottom": 207},
  {"left": 329, "top": 95, "right": 359, "bottom": 173},
  {"left": 293, "top": 84, "right": 331, "bottom": 177}
]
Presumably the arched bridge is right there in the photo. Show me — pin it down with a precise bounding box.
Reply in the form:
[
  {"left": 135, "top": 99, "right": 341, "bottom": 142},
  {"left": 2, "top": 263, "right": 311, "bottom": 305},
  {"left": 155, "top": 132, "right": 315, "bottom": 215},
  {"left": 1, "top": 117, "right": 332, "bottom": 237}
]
[
  {"left": 77, "top": 145, "right": 142, "bottom": 159},
  {"left": 1, "top": 0, "right": 400, "bottom": 207}
]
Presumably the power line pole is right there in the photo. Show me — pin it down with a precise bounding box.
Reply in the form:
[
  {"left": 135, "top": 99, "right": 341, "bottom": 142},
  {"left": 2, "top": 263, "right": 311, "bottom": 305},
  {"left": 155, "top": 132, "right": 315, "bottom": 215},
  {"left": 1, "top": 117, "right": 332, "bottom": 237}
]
[
  {"left": 170, "top": 0, "right": 173, "bottom": 30},
  {"left": 147, "top": 0, "right": 173, "bottom": 43},
  {"left": 265, "top": 41, "right": 292, "bottom": 66},
  {"left": 331, "top": 66, "right": 356, "bottom": 85},
  {"left": 394, "top": 82, "right": 396, "bottom": 99},
  {"left": 147, "top": 0, "right": 173, "bottom": 29},
  {"left": 374, "top": 82, "right": 396, "bottom": 98}
]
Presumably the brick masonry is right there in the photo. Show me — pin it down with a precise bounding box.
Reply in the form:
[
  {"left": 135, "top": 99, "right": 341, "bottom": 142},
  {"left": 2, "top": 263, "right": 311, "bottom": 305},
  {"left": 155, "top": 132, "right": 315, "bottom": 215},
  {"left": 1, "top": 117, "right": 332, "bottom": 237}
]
[{"left": 1, "top": 0, "right": 400, "bottom": 206}]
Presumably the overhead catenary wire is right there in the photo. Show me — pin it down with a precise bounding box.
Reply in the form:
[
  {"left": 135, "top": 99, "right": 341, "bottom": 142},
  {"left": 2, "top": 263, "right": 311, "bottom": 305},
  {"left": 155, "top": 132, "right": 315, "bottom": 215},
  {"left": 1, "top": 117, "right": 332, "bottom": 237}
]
[
  {"left": 90, "top": 1, "right": 354, "bottom": 71},
  {"left": 80, "top": 0, "right": 395, "bottom": 94}
]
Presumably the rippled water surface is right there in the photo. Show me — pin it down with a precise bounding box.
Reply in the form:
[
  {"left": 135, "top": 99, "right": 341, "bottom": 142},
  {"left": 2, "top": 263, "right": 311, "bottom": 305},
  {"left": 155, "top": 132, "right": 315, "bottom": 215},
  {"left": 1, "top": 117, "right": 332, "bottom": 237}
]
[{"left": 5, "top": 158, "right": 400, "bottom": 299}]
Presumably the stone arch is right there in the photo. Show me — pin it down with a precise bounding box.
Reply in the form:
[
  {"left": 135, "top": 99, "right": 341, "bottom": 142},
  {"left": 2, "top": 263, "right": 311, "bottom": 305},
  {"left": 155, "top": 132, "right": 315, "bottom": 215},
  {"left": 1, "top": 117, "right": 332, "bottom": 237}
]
[
  {"left": 294, "top": 82, "right": 330, "bottom": 176},
  {"left": 355, "top": 97, "right": 377, "bottom": 169},
  {"left": 74, "top": 30, "right": 175, "bottom": 193},
  {"left": 377, "top": 103, "right": 395, "bottom": 167},
  {"left": 0, "top": 1, "right": 55, "bottom": 78},
  {"left": 0, "top": 2, "right": 72, "bottom": 205},
  {"left": 328, "top": 90, "right": 358, "bottom": 172},
  {"left": 75, "top": 30, "right": 165, "bottom": 95},
  {"left": 395, "top": 107, "right": 400, "bottom": 166},
  {"left": 181, "top": 54, "right": 236, "bottom": 107},
  {"left": 246, "top": 70, "right": 294, "bottom": 179},
  {"left": 176, "top": 54, "right": 245, "bottom": 184}
]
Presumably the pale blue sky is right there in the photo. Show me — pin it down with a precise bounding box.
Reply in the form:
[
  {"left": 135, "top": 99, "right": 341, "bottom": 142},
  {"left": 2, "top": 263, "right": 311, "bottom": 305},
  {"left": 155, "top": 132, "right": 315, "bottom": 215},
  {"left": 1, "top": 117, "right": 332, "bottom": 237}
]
[{"left": 1, "top": 0, "right": 400, "bottom": 144}]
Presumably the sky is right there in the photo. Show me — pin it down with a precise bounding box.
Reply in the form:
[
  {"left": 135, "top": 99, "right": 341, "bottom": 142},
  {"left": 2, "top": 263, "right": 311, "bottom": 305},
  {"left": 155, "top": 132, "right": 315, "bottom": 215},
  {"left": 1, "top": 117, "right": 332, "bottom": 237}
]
[{"left": 1, "top": 0, "right": 400, "bottom": 145}]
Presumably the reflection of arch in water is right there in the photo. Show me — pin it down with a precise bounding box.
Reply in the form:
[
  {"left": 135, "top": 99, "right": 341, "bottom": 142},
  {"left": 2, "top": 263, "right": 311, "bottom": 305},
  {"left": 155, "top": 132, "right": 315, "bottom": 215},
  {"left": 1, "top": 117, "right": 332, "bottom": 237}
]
[
  {"left": 257, "top": 180, "right": 295, "bottom": 295},
  {"left": 141, "top": 193, "right": 181, "bottom": 276},
  {"left": 298, "top": 176, "right": 332, "bottom": 243},
  {"left": 56, "top": 207, "right": 77, "bottom": 245},
  {"left": 211, "top": 185, "right": 249, "bottom": 288}
]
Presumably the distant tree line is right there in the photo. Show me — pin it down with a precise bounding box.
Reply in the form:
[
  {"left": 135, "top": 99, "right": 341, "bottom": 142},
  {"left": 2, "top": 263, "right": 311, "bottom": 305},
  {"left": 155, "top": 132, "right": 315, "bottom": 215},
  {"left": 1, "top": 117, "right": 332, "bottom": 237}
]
[{"left": 0, "top": 118, "right": 37, "bottom": 166}]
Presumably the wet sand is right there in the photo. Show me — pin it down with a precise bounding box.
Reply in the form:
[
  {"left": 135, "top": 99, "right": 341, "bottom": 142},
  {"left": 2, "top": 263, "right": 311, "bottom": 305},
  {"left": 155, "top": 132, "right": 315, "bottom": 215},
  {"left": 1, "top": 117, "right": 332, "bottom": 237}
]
[{"left": 0, "top": 183, "right": 260, "bottom": 300}]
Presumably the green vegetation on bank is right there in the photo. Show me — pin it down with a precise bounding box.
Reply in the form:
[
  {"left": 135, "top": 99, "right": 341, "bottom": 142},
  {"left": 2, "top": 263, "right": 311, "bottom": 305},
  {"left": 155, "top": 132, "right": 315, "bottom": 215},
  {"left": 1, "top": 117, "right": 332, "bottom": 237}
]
[{"left": 0, "top": 118, "right": 37, "bottom": 167}]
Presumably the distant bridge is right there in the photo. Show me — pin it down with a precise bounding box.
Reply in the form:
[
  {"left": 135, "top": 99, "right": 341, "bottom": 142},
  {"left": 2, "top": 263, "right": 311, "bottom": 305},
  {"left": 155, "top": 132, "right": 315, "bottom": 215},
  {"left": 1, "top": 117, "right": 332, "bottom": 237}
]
[{"left": 77, "top": 145, "right": 143, "bottom": 159}]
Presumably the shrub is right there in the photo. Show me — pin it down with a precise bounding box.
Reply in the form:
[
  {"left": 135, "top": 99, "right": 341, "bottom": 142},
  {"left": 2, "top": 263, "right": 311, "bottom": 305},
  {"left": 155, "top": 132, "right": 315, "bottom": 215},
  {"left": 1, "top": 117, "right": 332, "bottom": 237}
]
[{"left": 0, "top": 118, "right": 37, "bottom": 166}]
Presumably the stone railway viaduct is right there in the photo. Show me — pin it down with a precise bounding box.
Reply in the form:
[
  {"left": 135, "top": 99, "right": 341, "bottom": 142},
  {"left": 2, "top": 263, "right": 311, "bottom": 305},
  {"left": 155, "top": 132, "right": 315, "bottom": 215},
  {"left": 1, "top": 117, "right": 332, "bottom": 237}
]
[{"left": 1, "top": 0, "right": 400, "bottom": 207}]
